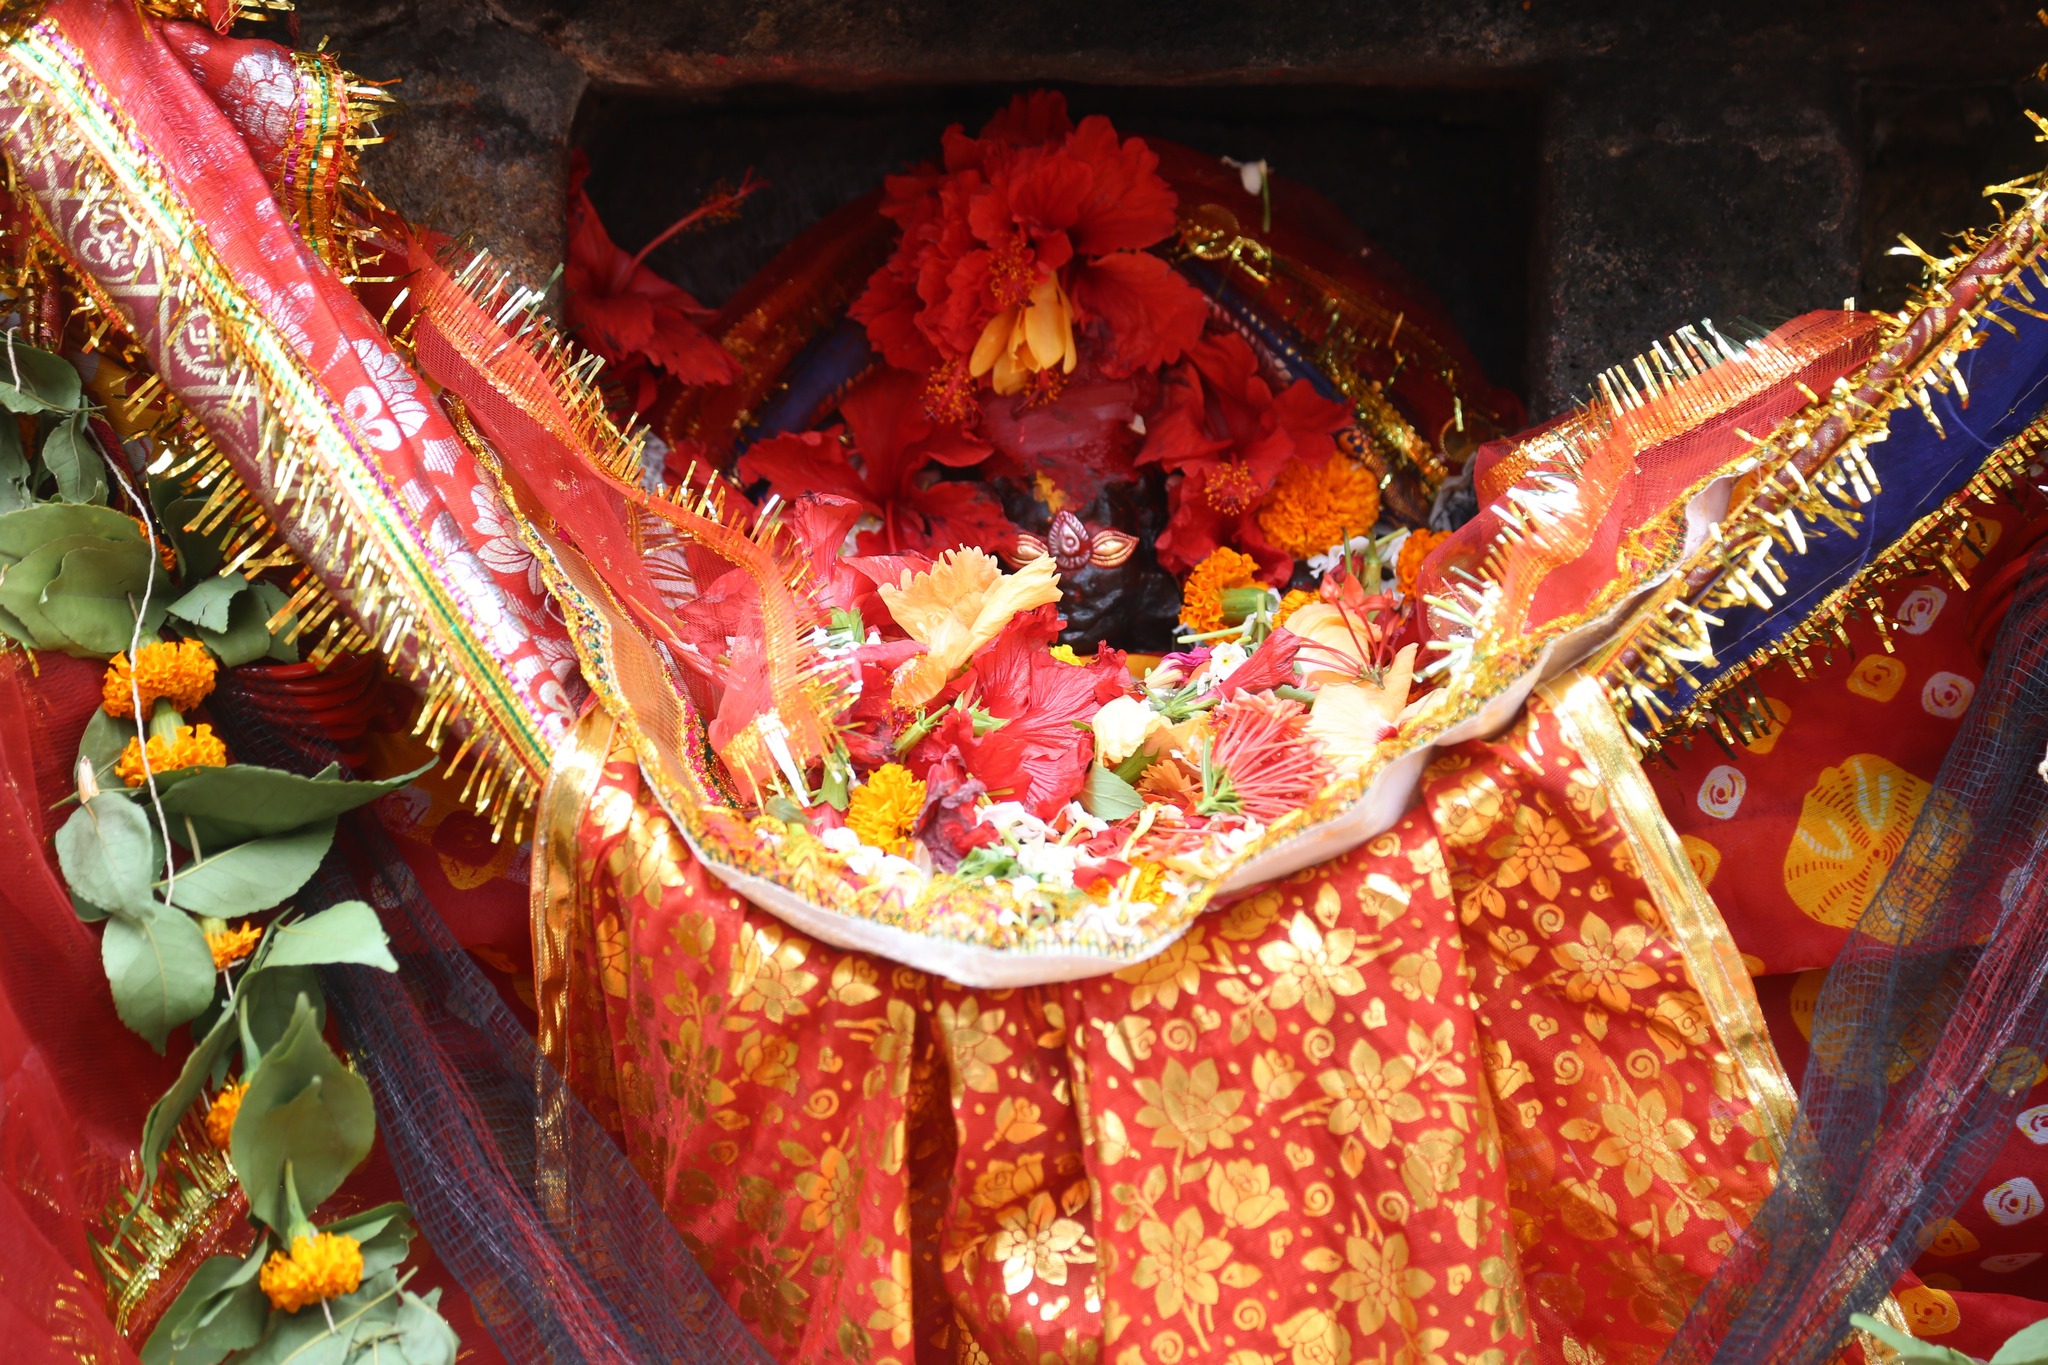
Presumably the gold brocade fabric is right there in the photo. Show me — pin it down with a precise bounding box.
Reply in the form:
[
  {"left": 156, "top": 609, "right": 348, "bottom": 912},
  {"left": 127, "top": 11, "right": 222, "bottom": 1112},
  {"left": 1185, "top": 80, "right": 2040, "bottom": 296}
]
[{"left": 538, "top": 687, "right": 1782, "bottom": 1365}]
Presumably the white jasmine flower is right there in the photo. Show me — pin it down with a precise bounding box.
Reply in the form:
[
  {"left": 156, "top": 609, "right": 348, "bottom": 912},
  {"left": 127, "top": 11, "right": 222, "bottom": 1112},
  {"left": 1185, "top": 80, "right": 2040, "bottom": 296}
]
[
  {"left": 1090, "top": 695, "right": 1167, "bottom": 766},
  {"left": 1308, "top": 534, "right": 1375, "bottom": 579}
]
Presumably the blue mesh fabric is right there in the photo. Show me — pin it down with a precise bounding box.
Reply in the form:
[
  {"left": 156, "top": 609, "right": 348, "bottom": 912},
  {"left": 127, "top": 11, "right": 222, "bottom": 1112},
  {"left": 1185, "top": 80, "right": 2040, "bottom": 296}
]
[{"left": 1666, "top": 541, "right": 2048, "bottom": 1364}]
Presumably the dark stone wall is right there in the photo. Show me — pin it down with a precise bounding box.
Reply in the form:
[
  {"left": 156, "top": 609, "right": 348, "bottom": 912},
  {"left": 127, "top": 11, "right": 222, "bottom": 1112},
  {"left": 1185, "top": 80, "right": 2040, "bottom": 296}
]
[{"left": 296, "top": 0, "right": 2048, "bottom": 418}]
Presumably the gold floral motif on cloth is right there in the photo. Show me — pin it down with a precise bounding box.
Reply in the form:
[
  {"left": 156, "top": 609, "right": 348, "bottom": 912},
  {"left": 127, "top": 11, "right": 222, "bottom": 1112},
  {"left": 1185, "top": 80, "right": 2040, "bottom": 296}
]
[{"left": 537, "top": 690, "right": 1781, "bottom": 1364}]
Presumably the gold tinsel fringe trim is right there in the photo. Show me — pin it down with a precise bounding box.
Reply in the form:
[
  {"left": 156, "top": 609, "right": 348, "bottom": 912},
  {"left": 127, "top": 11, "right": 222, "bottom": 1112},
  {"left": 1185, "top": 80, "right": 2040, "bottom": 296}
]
[
  {"left": 1588, "top": 147, "right": 2048, "bottom": 749},
  {"left": 92, "top": 1114, "right": 242, "bottom": 1335},
  {"left": 0, "top": 23, "right": 546, "bottom": 837}
]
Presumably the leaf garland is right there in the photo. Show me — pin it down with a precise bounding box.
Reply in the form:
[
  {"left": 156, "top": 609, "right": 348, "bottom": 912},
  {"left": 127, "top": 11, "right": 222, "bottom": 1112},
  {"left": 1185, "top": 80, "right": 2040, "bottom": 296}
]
[{"left": 0, "top": 337, "right": 458, "bottom": 1361}]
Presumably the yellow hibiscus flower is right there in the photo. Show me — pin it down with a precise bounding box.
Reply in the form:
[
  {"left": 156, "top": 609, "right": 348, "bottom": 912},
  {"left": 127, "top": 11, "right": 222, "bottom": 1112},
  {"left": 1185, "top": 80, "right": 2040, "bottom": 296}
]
[{"left": 879, "top": 548, "right": 1061, "bottom": 708}]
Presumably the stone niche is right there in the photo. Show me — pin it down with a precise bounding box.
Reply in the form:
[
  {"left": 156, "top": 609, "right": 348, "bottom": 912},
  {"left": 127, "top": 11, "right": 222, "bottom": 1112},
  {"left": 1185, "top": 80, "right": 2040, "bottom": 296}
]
[{"left": 305, "top": 0, "right": 2048, "bottom": 418}]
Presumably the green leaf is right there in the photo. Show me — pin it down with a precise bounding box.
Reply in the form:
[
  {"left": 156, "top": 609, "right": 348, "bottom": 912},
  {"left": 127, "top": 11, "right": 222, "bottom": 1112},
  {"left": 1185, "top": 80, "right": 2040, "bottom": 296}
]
[
  {"left": 0, "top": 500, "right": 138, "bottom": 561},
  {"left": 237, "top": 1271, "right": 455, "bottom": 1365},
  {"left": 1848, "top": 1315, "right": 1975, "bottom": 1364},
  {"left": 240, "top": 1281, "right": 369, "bottom": 1363},
  {"left": 1111, "top": 747, "right": 1154, "bottom": 784},
  {"left": 0, "top": 338, "right": 84, "bottom": 413},
  {"left": 189, "top": 582, "right": 278, "bottom": 669},
  {"left": 0, "top": 600, "right": 35, "bottom": 649},
  {"left": 259, "top": 900, "right": 397, "bottom": 973},
  {"left": 72, "top": 889, "right": 110, "bottom": 923},
  {"left": 42, "top": 540, "right": 164, "bottom": 656},
  {"left": 238, "top": 967, "right": 326, "bottom": 1060},
  {"left": 140, "top": 1243, "right": 269, "bottom": 1365},
  {"left": 42, "top": 414, "right": 105, "bottom": 505},
  {"left": 79, "top": 706, "right": 130, "bottom": 777},
  {"left": 252, "top": 581, "right": 301, "bottom": 663},
  {"left": 55, "top": 792, "right": 158, "bottom": 918},
  {"left": 160, "top": 763, "right": 431, "bottom": 850},
  {"left": 390, "top": 1288, "right": 459, "bottom": 1365},
  {"left": 955, "top": 844, "right": 1022, "bottom": 881},
  {"left": 1081, "top": 763, "right": 1143, "bottom": 821},
  {"left": 102, "top": 906, "right": 216, "bottom": 1052},
  {"left": 0, "top": 415, "right": 28, "bottom": 514},
  {"left": 166, "top": 820, "right": 336, "bottom": 916},
  {"left": 138, "top": 998, "right": 241, "bottom": 1187},
  {"left": 1991, "top": 1317, "right": 2048, "bottom": 1364},
  {"left": 166, "top": 571, "right": 246, "bottom": 634},
  {"left": 231, "top": 994, "right": 375, "bottom": 1233},
  {"left": 160, "top": 495, "right": 222, "bottom": 581},
  {"left": 0, "top": 531, "right": 117, "bottom": 647}
]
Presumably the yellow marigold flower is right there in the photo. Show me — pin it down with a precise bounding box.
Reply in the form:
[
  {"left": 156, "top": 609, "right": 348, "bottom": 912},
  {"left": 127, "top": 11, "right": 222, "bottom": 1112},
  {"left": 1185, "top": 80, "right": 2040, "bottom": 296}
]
[
  {"left": 206, "top": 921, "right": 263, "bottom": 970},
  {"left": 1273, "top": 589, "right": 1316, "bottom": 630},
  {"left": 1256, "top": 456, "right": 1381, "bottom": 561},
  {"left": 1396, "top": 527, "right": 1452, "bottom": 599},
  {"left": 259, "top": 1232, "right": 364, "bottom": 1314},
  {"left": 1178, "top": 547, "right": 1262, "bottom": 635},
  {"left": 116, "top": 723, "right": 228, "bottom": 787},
  {"left": 203, "top": 1080, "right": 246, "bottom": 1149},
  {"left": 103, "top": 639, "right": 217, "bottom": 718},
  {"left": 846, "top": 763, "right": 927, "bottom": 855}
]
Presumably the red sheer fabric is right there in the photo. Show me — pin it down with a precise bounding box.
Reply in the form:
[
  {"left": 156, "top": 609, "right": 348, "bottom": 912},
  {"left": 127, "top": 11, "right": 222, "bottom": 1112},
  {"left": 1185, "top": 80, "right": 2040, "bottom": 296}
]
[{"left": 0, "top": 652, "right": 175, "bottom": 1364}]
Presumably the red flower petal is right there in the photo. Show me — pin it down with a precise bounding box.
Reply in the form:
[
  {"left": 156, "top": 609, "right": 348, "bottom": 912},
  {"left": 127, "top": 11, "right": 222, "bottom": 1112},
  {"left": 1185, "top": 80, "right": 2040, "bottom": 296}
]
[
  {"left": 1068, "top": 251, "right": 1207, "bottom": 378},
  {"left": 564, "top": 152, "right": 735, "bottom": 395},
  {"left": 939, "top": 624, "right": 1129, "bottom": 817},
  {"left": 1066, "top": 116, "right": 1179, "bottom": 257},
  {"left": 736, "top": 427, "right": 876, "bottom": 514},
  {"left": 910, "top": 744, "right": 1001, "bottom": 870}
]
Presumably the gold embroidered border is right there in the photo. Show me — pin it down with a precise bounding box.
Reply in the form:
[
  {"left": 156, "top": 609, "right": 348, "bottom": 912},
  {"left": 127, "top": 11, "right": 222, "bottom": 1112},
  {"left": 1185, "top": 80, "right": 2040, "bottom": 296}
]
[
  {"left": 91, "top": 1118, "right": 244, "bottom": 1337},
  {"left": 1543, "top": 670, "right": 1914, "bottom": 1349},
  {"left": 532, "top": 702, "right": 615, "bottom": 1072},
  {"left": 1543, "top": 669, "right": 1799, "bottom": 1159},
  {"left": 0, "top": 22, "right": 552, "bottom": 833}
]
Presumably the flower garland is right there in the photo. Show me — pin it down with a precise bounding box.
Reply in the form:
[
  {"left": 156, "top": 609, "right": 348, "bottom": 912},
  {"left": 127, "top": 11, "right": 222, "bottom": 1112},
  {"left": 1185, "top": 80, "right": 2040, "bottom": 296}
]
[{"left": 0, "top": 337, "right": 457, "bottom": 1361}]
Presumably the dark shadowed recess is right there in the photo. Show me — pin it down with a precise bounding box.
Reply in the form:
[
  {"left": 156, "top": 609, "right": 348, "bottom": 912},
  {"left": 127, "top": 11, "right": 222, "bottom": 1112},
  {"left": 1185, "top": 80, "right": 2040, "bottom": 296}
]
[{"left": 572, "top": 83, "right": 1541, "bottom": 400}]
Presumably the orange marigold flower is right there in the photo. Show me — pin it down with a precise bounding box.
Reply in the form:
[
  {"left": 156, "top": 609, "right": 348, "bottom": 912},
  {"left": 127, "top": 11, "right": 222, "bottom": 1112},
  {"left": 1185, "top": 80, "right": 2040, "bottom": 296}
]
[
  {"left": 1273, "top": 589, "right": 1317, "bottom": 630},
  {"left": 846, "top": 762, "right": 927, "bottom": 855},
  {"left": 203, "top": 1080, "right": 246, "bottom": 1149},
  {"left": 1092, "top": 860, "right": 1169, "bottom": 904},
  {"left": 259, "top": 1232, "right": 364, "bottom": 1313},
  {"left": 115, "top": 723, "right": 228, "bottom": 787},
  {"left": 1396, "top": 528, "right": 1451, "bottom": 600},
  {"left": 103, "top": 639, "right": 217, "bottom": 718},
  {"left": 1256, "top": 456, "right": 1381, "bottom": 561},
  {"left": 1137, "top": 758, "right": 1200, "bottom": 812},
  {"left": 126, "top": 516, "right": 177, "bottom": 572},
  {"left": 206, "top": 921, "right": 263, "bottom": 970},
  {"left": 1178, "top": 547, "right": 1262, "bottom": 635}
]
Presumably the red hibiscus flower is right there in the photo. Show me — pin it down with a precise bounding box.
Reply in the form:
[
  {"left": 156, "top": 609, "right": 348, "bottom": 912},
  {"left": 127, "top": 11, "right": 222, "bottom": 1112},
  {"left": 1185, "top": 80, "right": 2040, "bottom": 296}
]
[
  {"left": 564, "top": 151, "right": 758, "bottom": 416},
  {"left": 913, "top": 614, "right": 1131, "bottom": 817},
  {"left": 1136, "top": 329, "right": 1352, "bottom": 581},
  {"left": 738, "top": 367, "right": 1014, "bottom": 556},
  {"left": 850, "top": 91, "right": 1207, "bottom": 416},
  {"left": 911, "top": 744, "right": 1002, "bottom": 871}
]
